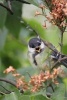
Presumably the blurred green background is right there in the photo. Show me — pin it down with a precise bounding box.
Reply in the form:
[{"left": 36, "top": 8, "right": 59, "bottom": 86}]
[{"left": 0, "top": 0, "right": 67, "bottom": 99}]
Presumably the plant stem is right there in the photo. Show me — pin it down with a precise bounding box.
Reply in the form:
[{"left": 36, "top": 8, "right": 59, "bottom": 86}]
[
  {"left": 60, "top": 31, "right": 63, "bottom": 54},
  {"left": 59, "top": 25, "right": 66, "bottom": 55}
]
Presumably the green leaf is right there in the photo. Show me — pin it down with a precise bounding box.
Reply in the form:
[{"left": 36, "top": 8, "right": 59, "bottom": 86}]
[
  {"left": 25, "top": 19, "right": 46, "bottom": 37},
  {"left": 30, "top": 94, "right": 48, "bottom": 100},
  {"left": 29, "top": 89, "right": 49, "bottom": 100},
  {"left": 18, "top": 67, "right": 37, "bottom": 81},
  {"left": 4, "top": 92, "right": 18, "bottom": 100},
  {"left": 19, "top": 95, "right": 30, "bottom": 100},
  {"left": 0, "top": 27, "right": 7, "bottom": 51},
  {"left": 0, "top": 0, "right": 4, "bottom": 3},
  {"left": 62, "top": 45, "right": 67, "bottom": 54},
  {"left": 5, "top": 1, "right": 22, "bottom": 38},
  {"left": 51, "top": 84, "right": 66, "bottom": 100},
  {"left": 0, "top": 6, "right": 7, "bottom": 28},
  {"left": 24, "top": 0, "right": 44, "bottom": 6},
  {"left": 19, "top": 94, "right": 48, "bottom": 100},
  {"left": 0, "top": 0, "right": 7, "bottom": 28}
]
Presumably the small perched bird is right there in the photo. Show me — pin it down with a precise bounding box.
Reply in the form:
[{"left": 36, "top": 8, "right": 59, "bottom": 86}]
[{"left": 28, "top": 36, "right": 67, "bottom": 70}]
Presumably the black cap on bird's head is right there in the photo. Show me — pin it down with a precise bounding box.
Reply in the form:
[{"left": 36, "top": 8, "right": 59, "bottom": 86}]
[
  {"left": 29, "top": 37, "right": 41, "bottom": 48},
  {"left": 28, "top": 37, "right": 45, "bottom": 53}
]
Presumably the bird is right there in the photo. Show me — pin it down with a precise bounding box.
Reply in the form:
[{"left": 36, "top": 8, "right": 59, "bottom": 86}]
[{"left": 28, "top": 36, "right": 67, "bottom": 70}]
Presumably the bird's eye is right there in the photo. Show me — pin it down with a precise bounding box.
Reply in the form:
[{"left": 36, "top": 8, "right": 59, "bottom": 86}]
[
  {"left": 38, "top": 43, "right": 41, "bottom": 46},
  {"left": 31, "top": 44, "right": 35, "bottom": 48}
]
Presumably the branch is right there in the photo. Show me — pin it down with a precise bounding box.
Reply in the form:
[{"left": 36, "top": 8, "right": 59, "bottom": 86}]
[
  {"left": 59, "top": 25, "right": 67, "bottom": 58},
  {"left": 17, "top": 0, "right": 30, "bottom": 4},
  {"left": 0, "top": 78, "right": 24, "bottom": 94},
  {"left": 0, "top": 85, "right": 12, "bottom": 94},
  {"left": 60, "top": 30, "right": 63, "bottom": 54},
  {"left": 7, "top": 0, "right": 12, "bottom": 11},
  {"left": 52, "top": 56, "right": 67, "bottom": 70},
  {"left": 0, "top": 78, "right": 16, "bottom": 87},
  {"left": 0, "top": 0, "right": 30, "bottom": 14},
  {"left": 43, "top": 40, "right": 58, "bottom": 53},
  {"left": 0, "top": 3, "right": 13, "bottom": 14},
  {"left": 0, "top": 91, "right": 6, "bottom": 95}
]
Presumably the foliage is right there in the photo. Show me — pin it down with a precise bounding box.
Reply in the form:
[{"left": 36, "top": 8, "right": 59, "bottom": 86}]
[{"left": 0, "top": 0, "right": 67, "bottom": 100}]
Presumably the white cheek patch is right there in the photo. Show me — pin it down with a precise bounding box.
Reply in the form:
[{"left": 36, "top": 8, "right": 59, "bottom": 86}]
[
  {"left": 28, "top": 45, "right": 35, "bottom": 53},
  {"left": 40, "top": 42, "right": 45, "bottom": 49}
]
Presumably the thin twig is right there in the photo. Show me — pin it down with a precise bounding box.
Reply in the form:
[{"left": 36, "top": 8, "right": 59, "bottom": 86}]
[
  {"left": 59, "top": 57, "right": 67, "bottom": 61},
  {"left": 0, "top": 78, "right": 24, "bottom": 93},
  {"left": 0, "top": 91, "right": 6, "bottom": 95},
  {"left": 22, "top": 20, "right": 39, "bottom": 36},
  {"left": 43, "top": 40, "right": 58, "bottom": 53},
  {"left": 7, "top": 0, "right": 12, "bottom": 11},
  {"left": 60, "top": 31, "right": 63, "bottom": 54},
  {"left": 0, "top": 78, "right": 16, "bottom": 87},
  {"left": 0, "top": 85, "right": 12, "bottom": 93},
  {"left": 26, "top": 71, "right": 31, "bottom": 78},
  {"left": 52, "top": 56, "right": 67, "bottom": 70},
  {"left": 59, "top": 24, "right": 66, "bottom": 59},
  {"left": 0, "top": 0, "right": 30, "bottom": 14},
  {"left": 0, "top": 3, "right": 13, "bottom": 14},
  {"left": 17, "top": 0, "right": 30, "bottom": 4}
]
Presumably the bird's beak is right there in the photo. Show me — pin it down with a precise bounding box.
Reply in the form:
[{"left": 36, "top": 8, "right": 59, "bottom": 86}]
[{"left": 35, "top": 46, "right": 41, "bottom": 53}]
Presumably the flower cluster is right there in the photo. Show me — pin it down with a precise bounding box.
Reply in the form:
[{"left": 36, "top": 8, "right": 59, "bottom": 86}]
[
  {"left": 63, "top": 3, "right": 67, "bottom": 16},
  {"left": 3, "top": 66, "right": 15, "bottom": 74},
  {"left": 16, "top": 77, "right": 28, "bottom": 91},
  {"left": 35, "top": 0, "right": 67, "bottom": 29},
  {"left": 51, "top": 0, "right": 67, "bottom": 26},
  {"left": 29, "top": 67, "right": 64, "bottom": 92},
  {"left": 4, "top": 66, "right": 28, "bottom": 91},
  {"left": 4, "top": 66, "right": 65, "bottom": 93},
  {"left": 52, "top": 0, "right": 67, "bottom": 16}
]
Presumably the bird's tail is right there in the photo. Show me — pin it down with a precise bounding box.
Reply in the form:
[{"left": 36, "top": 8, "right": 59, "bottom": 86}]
[
  {"left": 60, "top": 54, "right": 67, "bottom": 67},
  {"left": 51, "top": 51, "right": 67, "bottom": 68}
]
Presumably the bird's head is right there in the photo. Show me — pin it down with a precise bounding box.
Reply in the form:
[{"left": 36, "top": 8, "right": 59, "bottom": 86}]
[{"left": 28, "top": 37, "right": 45, "bottom": 54}]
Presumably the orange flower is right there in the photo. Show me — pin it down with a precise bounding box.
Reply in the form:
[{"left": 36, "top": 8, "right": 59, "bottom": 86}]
[
  {"left": 13, "top": 73, "right": 20, "bottom": 77},
  {"left": 43, "top": 22, "right": 47, "bottom": 28},
  {"left": 39, "top": 4, "right": 45, "bottom": 9},
  {"left": 3, "top": 66, "right": 15, "bottom": 74},
  {"left": 16, "top": 77, "right": 28, "bottom": 91},
  {"left": 51, "top": 0, "right": 67, "bottom": 26},
  {"left": 35, "top": 11, "right": 41, "bottom": 16},
  {"left": 63, "top": 3, "right": 67, "bottom": 16}
]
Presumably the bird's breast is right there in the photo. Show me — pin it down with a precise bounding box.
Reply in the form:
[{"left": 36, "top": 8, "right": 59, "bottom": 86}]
[{"left": 35, "top": 49, "right": 49, "bottom": 69}]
